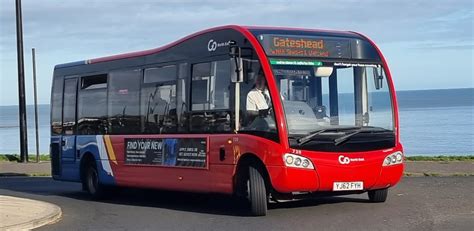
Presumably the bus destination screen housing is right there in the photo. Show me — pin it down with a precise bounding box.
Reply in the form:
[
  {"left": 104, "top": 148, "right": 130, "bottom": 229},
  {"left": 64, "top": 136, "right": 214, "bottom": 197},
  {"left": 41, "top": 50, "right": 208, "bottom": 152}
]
[{"left": 260, "top": 34, "right": 351, "bottom": 59}]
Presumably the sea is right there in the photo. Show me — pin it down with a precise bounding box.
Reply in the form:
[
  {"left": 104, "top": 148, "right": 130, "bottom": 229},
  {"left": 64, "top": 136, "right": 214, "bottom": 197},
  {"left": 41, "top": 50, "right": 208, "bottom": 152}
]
[{"left": 0, "top": 88, "right": 473, "bottom": 156}]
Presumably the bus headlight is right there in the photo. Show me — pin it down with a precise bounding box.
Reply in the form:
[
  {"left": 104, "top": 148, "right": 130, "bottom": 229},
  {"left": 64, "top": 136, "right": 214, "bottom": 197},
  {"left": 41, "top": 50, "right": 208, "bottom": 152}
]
[
  {"left": 383, "top": 152, "right": 403, "bottom": 166},
  {"left": 302, "top": 159, "right": 310, "bottom": 168},
  {"left": 396, "top": 152, "right": 403, "bottom": 162},
  {"left": 294, "top": 158, "right": 302, "bottom": 166},
  {"left": 283, "top": 153, "right": 314, "bottom": 169}
]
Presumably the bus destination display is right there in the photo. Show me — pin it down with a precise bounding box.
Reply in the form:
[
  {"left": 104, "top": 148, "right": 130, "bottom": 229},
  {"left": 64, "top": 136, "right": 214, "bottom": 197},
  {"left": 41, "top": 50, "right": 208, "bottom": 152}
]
[
  {"left": 125, "top": 138, "right": 207, "bottom": 168},
  {"left": 261, "top": 34, "right": 351, "bottom": 59}
]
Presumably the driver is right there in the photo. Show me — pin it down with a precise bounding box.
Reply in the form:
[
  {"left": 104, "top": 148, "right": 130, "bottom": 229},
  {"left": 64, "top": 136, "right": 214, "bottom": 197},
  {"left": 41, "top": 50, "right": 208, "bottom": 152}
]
[{"left": 246, "top": 72, "right": 271, "bottom": 116}]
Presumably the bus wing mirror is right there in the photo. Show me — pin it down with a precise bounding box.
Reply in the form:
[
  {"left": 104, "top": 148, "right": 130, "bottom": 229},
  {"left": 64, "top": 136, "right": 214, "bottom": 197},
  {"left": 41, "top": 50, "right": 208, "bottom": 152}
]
[
  {"left": 373, "top": 66, "right": 384, "bottom": 90},
  {"left": 230, "top": 46, "right": 243, "bottom": 83}
]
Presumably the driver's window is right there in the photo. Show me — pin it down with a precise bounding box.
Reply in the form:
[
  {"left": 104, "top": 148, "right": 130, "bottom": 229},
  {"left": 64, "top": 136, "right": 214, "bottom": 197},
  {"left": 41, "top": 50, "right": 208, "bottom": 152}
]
[{"left": 239, "top": 60, "right": 277, "bottom": 139}]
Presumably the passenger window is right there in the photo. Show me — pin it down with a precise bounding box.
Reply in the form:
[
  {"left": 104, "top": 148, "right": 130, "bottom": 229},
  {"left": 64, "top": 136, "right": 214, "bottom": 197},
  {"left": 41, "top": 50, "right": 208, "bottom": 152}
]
[
  {"left": 77, "top": 74, "right": 108, "bottom": 135},
  {"left": 191, "top": 61, "right": 230, "bottom": 110},
  {"left": 141, "top": 65, "right": 177, "bottom": 134},
  {"left": 62, "top": 78, "right": 77, "bottom": 135},
  {"left": 108, "top": 69, "right": 141, "bottom": 134},
  {"left": 190, "top": 60, "right": 232, "bottom": 132},
  {"left": 51, "top": 77, "right": 63, "bottom": 135},
  {"left": 144, "top": 65, "right": 177, "bottom": 83}
]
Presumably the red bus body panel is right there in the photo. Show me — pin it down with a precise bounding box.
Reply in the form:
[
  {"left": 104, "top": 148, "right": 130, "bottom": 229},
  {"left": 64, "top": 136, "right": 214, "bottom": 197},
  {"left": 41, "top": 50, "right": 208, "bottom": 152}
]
[{"left": 104, "top": 133, "right": 403, "bottom": 194}]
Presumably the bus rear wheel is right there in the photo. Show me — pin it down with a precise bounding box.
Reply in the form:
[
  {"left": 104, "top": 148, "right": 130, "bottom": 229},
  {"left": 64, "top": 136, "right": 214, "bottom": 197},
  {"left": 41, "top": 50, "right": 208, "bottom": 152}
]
[
  {"left": 84, "top": 161, "right": 107, "bottom": 199},
  {"left": 368, "top": 188, "right": 388, "bottom": 202},
  {"left": 248, "top": 165, "right": 268, "bottom": 216}
]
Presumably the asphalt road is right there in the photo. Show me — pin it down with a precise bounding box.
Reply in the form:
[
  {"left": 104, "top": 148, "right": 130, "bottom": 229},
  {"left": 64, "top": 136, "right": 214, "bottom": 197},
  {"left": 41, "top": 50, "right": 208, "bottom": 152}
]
[{"left": 0, "top": 177, "right": 472, "bottom": 231}]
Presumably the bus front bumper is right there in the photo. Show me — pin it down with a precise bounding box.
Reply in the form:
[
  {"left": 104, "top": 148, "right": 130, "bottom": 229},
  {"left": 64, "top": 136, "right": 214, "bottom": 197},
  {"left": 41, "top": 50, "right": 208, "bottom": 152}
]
[
  {"left": 267, "top": 154, "right": 404, "bottom": 194},
  {"left": 267, "top": 166, "right": 320, "bottom": 193}
]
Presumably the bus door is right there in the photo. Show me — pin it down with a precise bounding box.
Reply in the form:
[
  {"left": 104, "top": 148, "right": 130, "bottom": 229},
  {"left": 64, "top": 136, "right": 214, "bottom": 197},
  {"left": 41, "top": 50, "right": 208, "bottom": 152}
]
[
  {"left": 61, "top": 77, "right": 78, "bottom": 172},
  {"left": 190, "top": 59, "right": 236, "bottom": 170}
]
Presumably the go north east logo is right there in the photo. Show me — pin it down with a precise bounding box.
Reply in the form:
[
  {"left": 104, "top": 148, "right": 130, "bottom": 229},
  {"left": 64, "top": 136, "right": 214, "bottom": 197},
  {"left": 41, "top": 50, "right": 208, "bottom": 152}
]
[
  {"left": 207, "top": 39, "right": 232, "bottom": 52},
  {"left": 338, "top": 155, "right": 365, "bottom": 164}
]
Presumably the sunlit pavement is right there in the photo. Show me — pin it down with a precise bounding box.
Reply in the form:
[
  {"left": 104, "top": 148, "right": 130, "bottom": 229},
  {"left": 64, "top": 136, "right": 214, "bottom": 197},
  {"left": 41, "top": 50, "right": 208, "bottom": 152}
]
[{"left": 0, "top": 195, "right": 61, "bottom": 230}]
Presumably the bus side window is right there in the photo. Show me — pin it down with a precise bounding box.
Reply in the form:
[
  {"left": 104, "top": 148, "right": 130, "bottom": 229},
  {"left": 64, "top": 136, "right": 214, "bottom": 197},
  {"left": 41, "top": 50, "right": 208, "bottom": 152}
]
[
  {"left": 108, "top": 69, "right": 141, "bottom": 134},
  {"left": 141, "top": 65, "right": 178, "bottom": 134},
  {"left": 77, "top": 74, "right": 108, "bottom": 135},
  {"left": 190, "top": 60, "right": 231, "bottom": 133},
  {"left": 239, "top": 59, "right": 278, "bottom": 141},
  {"left": 51, "top": 76, "right": 63, "bottom": 135},
  {"left": 62, "top": 78, "right": 78, "bottom": 135},
  {"left": 240, "top": 60, "right": 261, "bottom": 128}
]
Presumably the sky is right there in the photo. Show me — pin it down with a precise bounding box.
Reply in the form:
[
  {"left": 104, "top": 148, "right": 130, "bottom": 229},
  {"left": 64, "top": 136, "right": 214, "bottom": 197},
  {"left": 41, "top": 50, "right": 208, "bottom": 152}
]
[{"left": 0, "top": 0, "right": 473, "bottom": 106}]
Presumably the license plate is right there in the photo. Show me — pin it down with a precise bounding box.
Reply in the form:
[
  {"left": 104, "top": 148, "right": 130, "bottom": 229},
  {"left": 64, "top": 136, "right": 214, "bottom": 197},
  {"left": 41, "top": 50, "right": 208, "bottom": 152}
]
[{"left": 333, "top": 181, "right": 364, "bottom": 191}]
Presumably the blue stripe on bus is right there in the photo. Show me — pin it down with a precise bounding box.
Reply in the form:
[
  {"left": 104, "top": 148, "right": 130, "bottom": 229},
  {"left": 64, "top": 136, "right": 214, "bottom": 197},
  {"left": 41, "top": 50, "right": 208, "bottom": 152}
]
[
  {"left": 51, "top": 135, "right": 116, "bottom": 186},
  {"left": 77, "top": 135, "right": 116, "bottom": 185}
]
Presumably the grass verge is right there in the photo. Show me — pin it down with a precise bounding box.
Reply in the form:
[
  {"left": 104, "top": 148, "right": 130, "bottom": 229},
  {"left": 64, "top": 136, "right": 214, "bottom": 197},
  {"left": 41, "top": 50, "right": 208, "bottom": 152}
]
[
  {"left": 0, "top": 154, "right": 50, "bottom": 162},
  {"left": 406, "top": 156, "right": 474, "bottom": 161}
]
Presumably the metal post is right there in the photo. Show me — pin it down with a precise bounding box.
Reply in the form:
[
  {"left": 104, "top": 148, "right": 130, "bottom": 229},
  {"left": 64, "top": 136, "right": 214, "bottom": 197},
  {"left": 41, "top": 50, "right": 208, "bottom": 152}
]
[
  {"left": 32, "top": 48, "right": 40, "bottom": 163},
  {"left": 16, "top": 0, "right": 28, "bottom": 162}
]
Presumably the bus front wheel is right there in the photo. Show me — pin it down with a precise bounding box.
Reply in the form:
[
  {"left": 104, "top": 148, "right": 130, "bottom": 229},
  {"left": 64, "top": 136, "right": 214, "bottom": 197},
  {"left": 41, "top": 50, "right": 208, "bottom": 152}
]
[
  {"left": 368, "top": 188, "right": 388, "bottom": 202},
  {"left": 248, "top": 165, "right": 268, "bottom": 216}
]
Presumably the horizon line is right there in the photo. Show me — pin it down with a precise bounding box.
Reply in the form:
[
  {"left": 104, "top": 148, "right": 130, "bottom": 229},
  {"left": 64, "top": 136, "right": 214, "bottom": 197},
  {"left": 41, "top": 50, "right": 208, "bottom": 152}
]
[{"left": 0, "top": 86, "right": 472, "bottom": 107}]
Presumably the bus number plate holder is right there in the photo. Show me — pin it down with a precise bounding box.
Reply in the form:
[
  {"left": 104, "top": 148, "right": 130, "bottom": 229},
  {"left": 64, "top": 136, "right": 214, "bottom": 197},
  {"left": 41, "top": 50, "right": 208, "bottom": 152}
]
[{"left": 333, "top": 181, "right": 364, "bottom": 191}]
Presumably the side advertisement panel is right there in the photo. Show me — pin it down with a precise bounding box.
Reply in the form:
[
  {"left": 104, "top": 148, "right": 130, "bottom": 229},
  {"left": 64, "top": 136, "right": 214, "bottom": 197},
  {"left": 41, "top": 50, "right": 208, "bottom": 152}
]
[{"left": 124, "top": 138, "right": 207, "bottom": 168}]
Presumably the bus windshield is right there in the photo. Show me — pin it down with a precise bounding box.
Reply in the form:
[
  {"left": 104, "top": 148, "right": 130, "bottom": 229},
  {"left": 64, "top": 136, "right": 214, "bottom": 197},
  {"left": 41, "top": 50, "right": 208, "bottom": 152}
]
[{"left": 271, "top": 60, "right": 394, "bottom": 138}]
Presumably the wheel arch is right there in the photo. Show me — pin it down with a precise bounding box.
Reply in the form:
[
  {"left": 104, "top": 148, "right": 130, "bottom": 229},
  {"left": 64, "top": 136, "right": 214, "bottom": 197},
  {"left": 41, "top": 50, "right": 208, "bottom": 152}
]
[
  {"left": 79, "top": 152, "right": 96, "bottom": 183},
  {"left": 233, "top": 153, "right": 273, "bottom": 194}
]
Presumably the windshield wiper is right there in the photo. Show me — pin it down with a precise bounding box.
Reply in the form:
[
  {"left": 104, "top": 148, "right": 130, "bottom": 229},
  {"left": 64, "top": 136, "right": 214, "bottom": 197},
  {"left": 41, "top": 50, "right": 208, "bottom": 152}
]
[
  {"left": 334, "top": 127, "right": 392, "bottom": 146},
  {"left": 297, "top": 126, "right": 360, "bottom": 145}
]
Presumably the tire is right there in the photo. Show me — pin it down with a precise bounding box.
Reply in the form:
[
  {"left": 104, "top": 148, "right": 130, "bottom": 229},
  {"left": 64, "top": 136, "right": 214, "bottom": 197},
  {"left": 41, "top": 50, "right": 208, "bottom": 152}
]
[
  {"left": 368, "top": 188, "right": 388, "bottom": 202},
  {"left": 84, "top": 161, "right": 107, "bottom": 199},
  {"left": 248, "top": 165, "right": 268, "bottom": 216}
]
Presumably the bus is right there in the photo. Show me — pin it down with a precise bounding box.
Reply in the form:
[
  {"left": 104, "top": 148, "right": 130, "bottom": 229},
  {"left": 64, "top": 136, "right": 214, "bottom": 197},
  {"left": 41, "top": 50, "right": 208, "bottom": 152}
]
[{"left": 50, "top": 25, "right": 403, "bottom": 216}]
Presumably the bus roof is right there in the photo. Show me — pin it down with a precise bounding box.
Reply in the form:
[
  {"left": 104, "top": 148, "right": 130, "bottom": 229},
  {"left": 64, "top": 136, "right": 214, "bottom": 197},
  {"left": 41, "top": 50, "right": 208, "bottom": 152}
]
[{"left": 55, "top": 25, "right": 363, "bottom": 69}]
